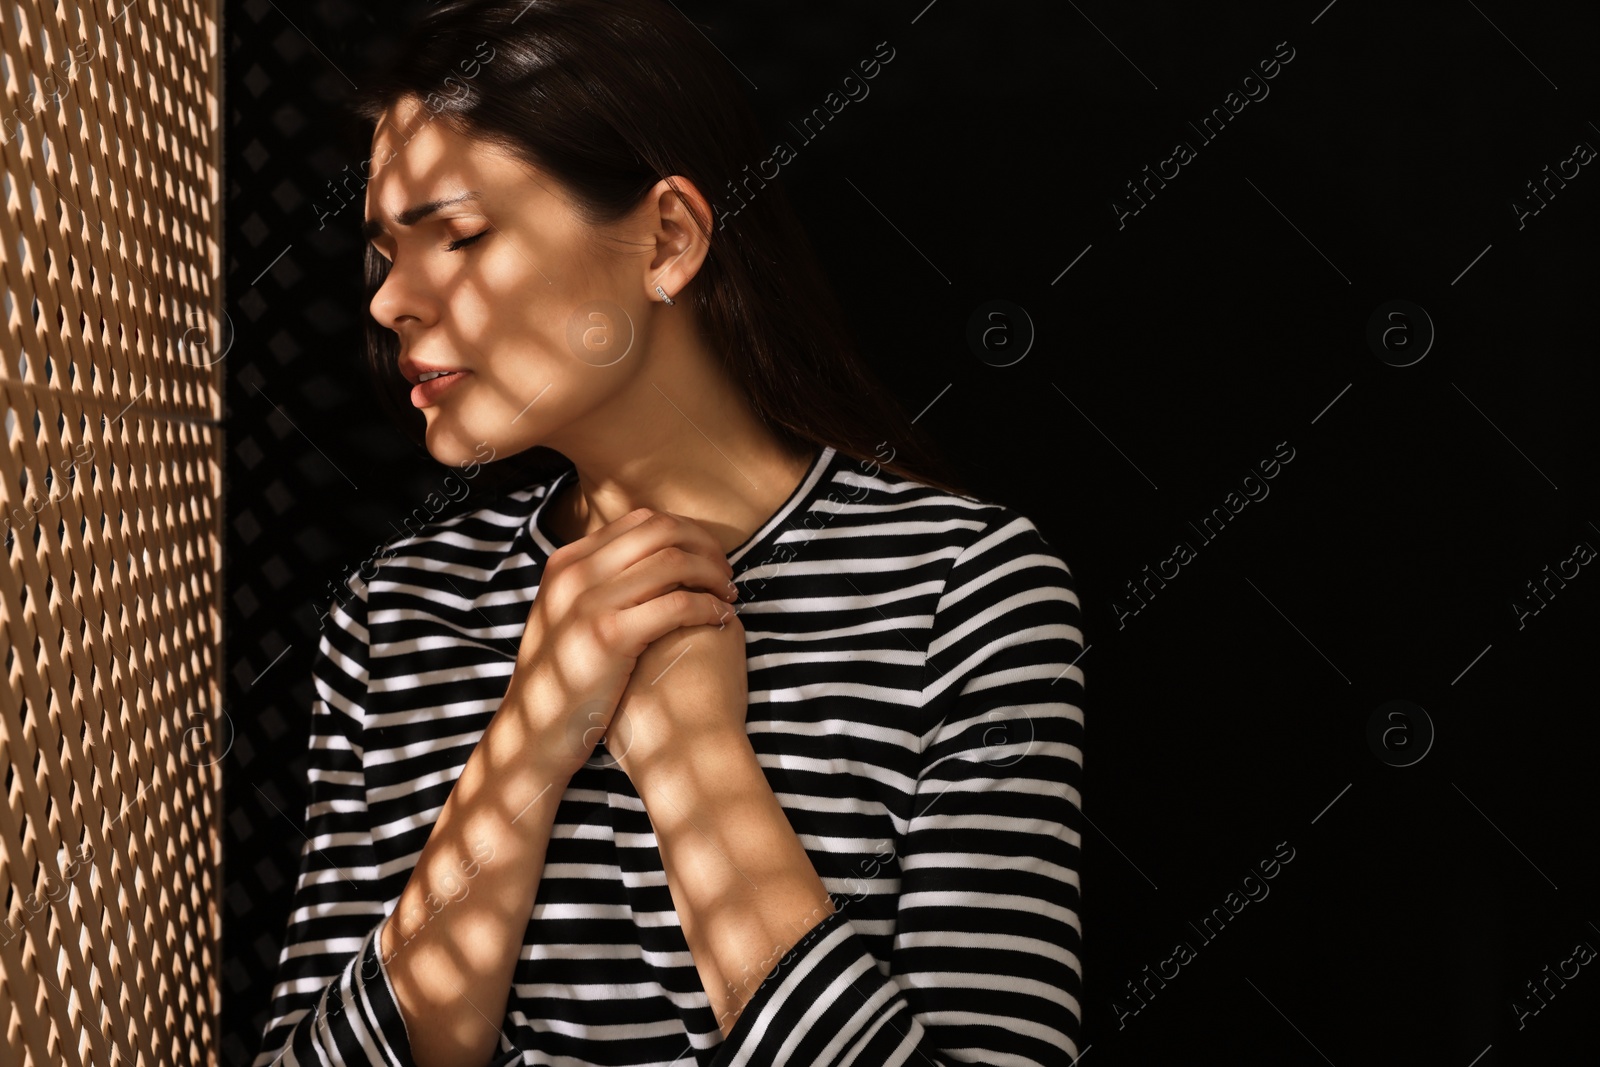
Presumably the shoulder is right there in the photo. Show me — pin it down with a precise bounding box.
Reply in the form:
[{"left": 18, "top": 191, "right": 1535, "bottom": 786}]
[
  {"left": 819, "top": 452, "right": 1074, "bottom": 581},
  {"left": 329, "top": 468, "right": 566, "bottom": 610},
  {"left": 850, "top": 470, "right": 1083, "bottom": 707}
]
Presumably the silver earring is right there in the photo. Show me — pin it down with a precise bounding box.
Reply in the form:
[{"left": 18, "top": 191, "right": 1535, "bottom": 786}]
[{"left": 654, "top": 284, "right": 675, "bottom": 306}]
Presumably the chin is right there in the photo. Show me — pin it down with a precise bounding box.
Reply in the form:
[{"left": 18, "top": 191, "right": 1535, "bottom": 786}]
[{"left": 422, "top": 420, "right": 503, "bottom": 472}]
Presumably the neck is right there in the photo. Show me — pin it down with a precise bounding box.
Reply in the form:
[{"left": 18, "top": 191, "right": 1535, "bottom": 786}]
[{"left": 543, "top": 319, "right": 816, "bottom": 554}]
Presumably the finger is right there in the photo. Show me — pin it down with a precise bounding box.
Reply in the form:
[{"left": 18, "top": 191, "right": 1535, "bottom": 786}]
[
  {"left": 546, "top": 503, "right": 660, "bottom": 567},
  {"left": 603, "top": 546, "right": 737, "bottom": 613},
  {"left": 610, "top": 589, "right": 737, "bottom": 657},
  {"left": 585, "top": 509, "right": 732, "bottom": 587}
]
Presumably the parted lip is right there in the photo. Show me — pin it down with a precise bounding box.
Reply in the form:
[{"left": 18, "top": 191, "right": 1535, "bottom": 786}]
[{"left": 397, "top": 358, "right": 467, "bottom": 386}]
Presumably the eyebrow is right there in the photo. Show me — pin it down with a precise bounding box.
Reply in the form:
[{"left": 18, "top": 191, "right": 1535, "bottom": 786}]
[{"left": 362, "top": 191, "right": 483, "bottom": 242}]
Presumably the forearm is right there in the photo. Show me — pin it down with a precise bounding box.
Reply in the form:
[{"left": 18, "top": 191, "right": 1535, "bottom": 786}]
[
  {"left": 635, "top": 736, "right": 835, "bottom": 1035},
  {"left": 380, "top": 695, "right": 573, "bottom": 1067}
]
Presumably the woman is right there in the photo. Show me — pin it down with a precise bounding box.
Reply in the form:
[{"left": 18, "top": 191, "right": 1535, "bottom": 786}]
[{"left": 253, "top": 2, "right": 1085, "bottom": 1065}]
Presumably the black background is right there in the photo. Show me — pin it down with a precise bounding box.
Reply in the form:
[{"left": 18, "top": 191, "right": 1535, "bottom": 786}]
[{"left": 222, "top": 1, "right": 1599, "bottom": 1063}]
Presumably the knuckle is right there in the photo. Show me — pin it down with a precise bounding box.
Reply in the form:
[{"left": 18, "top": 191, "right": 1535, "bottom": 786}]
[
  {"left": 591, "top": 610, "right": 620, "bottom": 647},
  {"left": 544, "top": 551, "right": 578, "bottom": 588}
]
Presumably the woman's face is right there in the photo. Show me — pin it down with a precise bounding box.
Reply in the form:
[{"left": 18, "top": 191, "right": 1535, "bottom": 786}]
[{"left": 363, "top": 94, "right": 695, "bottom": 467}]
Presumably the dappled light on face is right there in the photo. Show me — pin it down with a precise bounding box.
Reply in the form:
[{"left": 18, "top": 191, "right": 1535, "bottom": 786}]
[
  {"left": 362, "top": 110, "right": 676, "bottom": 473},
  {"left": 364, "top": 103, "right": 610, "bottom": 466}
]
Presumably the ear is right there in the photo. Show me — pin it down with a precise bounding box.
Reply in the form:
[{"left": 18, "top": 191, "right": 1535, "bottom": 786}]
[{"left": 642, "top": 176, "right": 713, "bottom": 305}]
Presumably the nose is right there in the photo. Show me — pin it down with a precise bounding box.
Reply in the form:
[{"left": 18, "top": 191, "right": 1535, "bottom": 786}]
[{"left": 368, "top": 255, "right": 430, "bottom": 333}]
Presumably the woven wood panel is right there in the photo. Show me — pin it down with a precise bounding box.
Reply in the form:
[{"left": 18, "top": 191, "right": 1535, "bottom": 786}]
[{"left": 0, "top": 1, "right": 225, "bottom": 1065}]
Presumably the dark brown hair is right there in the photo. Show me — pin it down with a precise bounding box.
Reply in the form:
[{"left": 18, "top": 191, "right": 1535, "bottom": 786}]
[{"left": 344, "top": 0, "right": 969, "bottom": 498}]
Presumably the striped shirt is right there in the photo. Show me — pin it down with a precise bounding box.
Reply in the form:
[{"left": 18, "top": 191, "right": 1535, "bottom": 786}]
[{"left": 253, "top": 442, "right": 1086, "bottom": 1067}]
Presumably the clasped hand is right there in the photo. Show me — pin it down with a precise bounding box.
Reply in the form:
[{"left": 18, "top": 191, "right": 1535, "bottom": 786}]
[
  {"left": 504, "top": 506, "right": 752, "bottom": 788},
  {"left": 603, "top": 600, "right": 752, "bottom": 787}
]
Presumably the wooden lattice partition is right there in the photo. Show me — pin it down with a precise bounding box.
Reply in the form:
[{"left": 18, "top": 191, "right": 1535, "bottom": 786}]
[{"left": 0, "top": 0, "right": 225, "bottom": 1064}]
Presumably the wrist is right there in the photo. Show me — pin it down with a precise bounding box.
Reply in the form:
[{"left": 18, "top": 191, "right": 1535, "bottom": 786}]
[
  {"left": 628, "top": 729, "right": 758, "bottom": 803},
  {"left": 491, "top": 680, "right": 587, "bottom": 784}
]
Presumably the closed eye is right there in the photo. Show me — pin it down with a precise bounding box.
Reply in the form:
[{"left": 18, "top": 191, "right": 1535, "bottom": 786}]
[{"left": 445, "top": 230, "right": 490, "bottom": 252}]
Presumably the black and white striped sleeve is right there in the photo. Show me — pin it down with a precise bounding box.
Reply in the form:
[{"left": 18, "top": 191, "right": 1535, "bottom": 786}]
[
  {"left": 710, "top": 510, "right": 1086, "bottom": 1066},
  {"left": 252, "top": 574, "right": 421, "bottom": 1067}
]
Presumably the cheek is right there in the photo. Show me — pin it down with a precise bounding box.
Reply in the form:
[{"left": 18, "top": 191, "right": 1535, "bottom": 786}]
[
  {"left": 563, "top": 298, "right": 639, "bottom": 368},
  {"left": 461, "top": 245, "right": 637, "bottom": 394},
  {"left": 465, "top": 325, "right": 614, "bottom": 424}
]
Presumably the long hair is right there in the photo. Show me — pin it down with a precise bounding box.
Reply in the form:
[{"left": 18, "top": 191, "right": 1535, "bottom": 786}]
[{"left": 343, "top": 0, "right": 970, "bottom": 498}]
